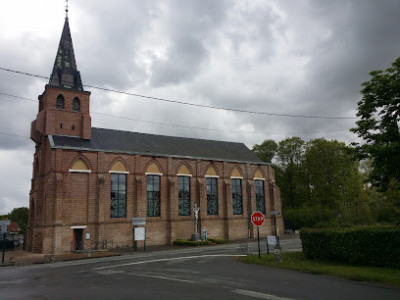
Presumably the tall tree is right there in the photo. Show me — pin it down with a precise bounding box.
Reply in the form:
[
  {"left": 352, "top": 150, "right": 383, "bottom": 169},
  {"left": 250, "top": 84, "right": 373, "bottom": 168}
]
[
  {"left": 252, "top": 139, "right": 277, "bottom": 163},
  {"left": 351, "top": 57, "right": 400, "bottom": 191},
  {"left": 277, "top": 137, "right": 305, "bottom": 168},
  {"left": 276, "top": 137, "right": 306, "bottom": 208},
  {"left": 303, "top": 139, "right": 363, "bottom": 214}
]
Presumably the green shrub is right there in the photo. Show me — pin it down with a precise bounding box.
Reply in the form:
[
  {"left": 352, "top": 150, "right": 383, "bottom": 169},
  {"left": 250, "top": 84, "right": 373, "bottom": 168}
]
[
  {"left": 208, "top": 238, "right": 227, "bottom": 244},
  {"left": 173, "top": 239, "right": 210, "bottom": 246},
  {"left": 300, "top": 226, "right": 400, "bottom": 268},
  {"left": 172, "top": 238, "right": 228, "bottom": 246}
]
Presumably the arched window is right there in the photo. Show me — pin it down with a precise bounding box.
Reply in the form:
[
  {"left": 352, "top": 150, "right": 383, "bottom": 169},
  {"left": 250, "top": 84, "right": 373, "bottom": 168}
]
[
  {"left": 73, "top": 97, "right": 80, "bottom": 112},
  {"left": 146, "top": 162, "right": 162, "bottom": 217},
  {"left": 177, "top": 165, "right": 192, "bottom": 216},
  {"left": 56, "top": 94, "right": 64, "bottom": 110},
  {"left": 231, "top": 168, "right": 243, "bottom": 215},
  {"left": 254, "top": 170, "right": 266, "bottom": 214},
  {"left": 205, "top": 166, "right": 219, "bottom": 215},
  {"left": 110, "top": 161, "right": 128, "bottom": 218}
]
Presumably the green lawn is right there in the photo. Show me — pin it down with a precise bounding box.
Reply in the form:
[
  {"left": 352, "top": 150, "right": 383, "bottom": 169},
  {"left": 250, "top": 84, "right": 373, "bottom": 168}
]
[{"left": 239, "top": 252, "right": 400, "bottom": 287}]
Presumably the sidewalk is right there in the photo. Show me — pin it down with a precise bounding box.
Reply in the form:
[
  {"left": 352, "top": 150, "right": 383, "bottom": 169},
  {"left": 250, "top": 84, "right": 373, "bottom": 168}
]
[
  {"left": 1, "top": 234, "right": 299, "bottom": 267},
  {"left": 0, "top": 248, "right": 123, "bottom": 267}
]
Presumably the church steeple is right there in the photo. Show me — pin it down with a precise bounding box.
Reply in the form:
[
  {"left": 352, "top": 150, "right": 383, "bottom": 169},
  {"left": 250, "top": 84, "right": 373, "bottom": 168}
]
[
  {"left": 48, "top": 14, "right": 84, "bottom": 91},
  {"left": 31, "top": 3, "right": 91, "bottom": 142}
]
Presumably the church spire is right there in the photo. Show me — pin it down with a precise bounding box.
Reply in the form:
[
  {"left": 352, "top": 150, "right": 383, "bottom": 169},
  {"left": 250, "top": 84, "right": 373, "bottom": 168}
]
[{"left": 49, "top": 3, "right": 84, "bottom": 91}]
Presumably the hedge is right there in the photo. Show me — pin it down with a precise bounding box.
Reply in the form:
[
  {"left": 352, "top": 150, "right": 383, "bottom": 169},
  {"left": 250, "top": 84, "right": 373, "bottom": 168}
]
[
  {"left": 300, "top": 226, "right": 400, "bottom": 268},
  {"left": 173, "top": 239, "right": 210, "bottom": 246},
  {"left": 172, "top": 238, "right": 227, "bottom": 246}
]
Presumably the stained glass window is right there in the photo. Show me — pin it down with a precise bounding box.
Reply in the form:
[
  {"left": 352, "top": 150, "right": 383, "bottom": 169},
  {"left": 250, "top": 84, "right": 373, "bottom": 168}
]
[
  {"left": 147, "top": 175, "right": 160, "bottom": 217},
  {"left": 206, "top": 177, "right": 218, "bottom": 215},
  {"left": 232, "top": 179, "right": 243, "bottom": 215},
  {"left": 255, "top": 180, "right": 266, "bottom": 214},
  {"left": 178, "top": 176, "right": 190, "bottom": 216},
  {"left": 110, "top": 173, "right": 126, "bottom": 218}
]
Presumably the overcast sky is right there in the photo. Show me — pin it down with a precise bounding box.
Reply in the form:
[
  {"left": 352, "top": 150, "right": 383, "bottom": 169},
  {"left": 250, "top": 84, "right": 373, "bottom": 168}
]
[{"left": 1, "top": 0, "right": 400, "bottom": 215}]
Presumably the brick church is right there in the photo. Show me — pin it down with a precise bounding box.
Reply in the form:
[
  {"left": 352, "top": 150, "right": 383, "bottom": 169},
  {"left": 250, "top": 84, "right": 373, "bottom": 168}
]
[{"left": 26, "top": 14, "right": 283, "bottom": 254}]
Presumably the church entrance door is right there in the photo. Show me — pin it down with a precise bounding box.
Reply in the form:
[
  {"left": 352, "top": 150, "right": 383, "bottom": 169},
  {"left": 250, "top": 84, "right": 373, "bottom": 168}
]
[{"left": 73, "top": 229, "right": 83, "bottom": 251}]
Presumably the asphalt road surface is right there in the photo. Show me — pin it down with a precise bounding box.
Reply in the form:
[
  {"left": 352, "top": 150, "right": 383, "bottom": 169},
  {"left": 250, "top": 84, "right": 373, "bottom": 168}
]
[{"left": 0, "top": 237, "right": 399, "bottom": 300}]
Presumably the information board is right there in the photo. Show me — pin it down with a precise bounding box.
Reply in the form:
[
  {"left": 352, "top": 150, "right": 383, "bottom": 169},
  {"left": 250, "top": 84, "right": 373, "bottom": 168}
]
[
  {"left": 0, "top": 220, "right": 10, "bottom": 234},
  {"left": 267, "top": 235, "right": 277, "bottom": 246},
  {"left": 134, "top": 227, "right": 145, "bottom": 241}
]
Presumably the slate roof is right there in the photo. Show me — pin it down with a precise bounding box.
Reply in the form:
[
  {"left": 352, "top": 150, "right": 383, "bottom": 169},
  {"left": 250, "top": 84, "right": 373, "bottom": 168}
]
[
  {"left": 48, "top": 17, "right": 84, "bottom": 91},
  {"left": 50, "top": 127, "right": 266, "bottom": 164}
]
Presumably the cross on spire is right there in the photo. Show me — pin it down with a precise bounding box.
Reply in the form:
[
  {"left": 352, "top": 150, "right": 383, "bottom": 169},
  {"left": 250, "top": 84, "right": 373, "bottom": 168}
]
[{"left": 65, "top": 0, "right": 69, "bottom": 18}]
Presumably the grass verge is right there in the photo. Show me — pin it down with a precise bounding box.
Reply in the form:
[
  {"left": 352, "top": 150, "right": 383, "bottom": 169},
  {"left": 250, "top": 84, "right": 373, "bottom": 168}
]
[{"left": 239, "top": 252, "right": 400, "bottom": 287}]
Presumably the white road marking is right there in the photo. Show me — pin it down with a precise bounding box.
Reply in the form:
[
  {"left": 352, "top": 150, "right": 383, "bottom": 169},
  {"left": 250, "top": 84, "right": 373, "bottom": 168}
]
[
  {"left": 233, "top": 289, "right": 294, "bottom": 300},
  {"left": 93, "top": 254, "right": 246, "bottom": 270},
  {"left": 130, "top": 273, "right": 195, "bottom": 284}
]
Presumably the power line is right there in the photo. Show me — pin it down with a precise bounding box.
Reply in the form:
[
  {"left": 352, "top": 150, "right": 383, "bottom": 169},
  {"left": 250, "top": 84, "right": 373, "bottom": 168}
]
[
  {"left": 0, "top": 131, "right": 30, "bottom": 139},
  {"left": 0, "top": 91, "right": 353, "bottom": 136},
  {"left": 0, "top": 66, "right": 357, "bottom": 120}
]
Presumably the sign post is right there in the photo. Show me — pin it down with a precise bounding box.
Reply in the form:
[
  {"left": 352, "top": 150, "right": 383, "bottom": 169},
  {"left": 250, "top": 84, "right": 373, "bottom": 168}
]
[
  {"left": 251, "top": 212, "right": 265, "bottom": 258},
  {"left": 1, "top": 220, "right": 11, "bottom": 264},
  {"left": 270, "top": 210, "right": 281, "bottom": 261}
]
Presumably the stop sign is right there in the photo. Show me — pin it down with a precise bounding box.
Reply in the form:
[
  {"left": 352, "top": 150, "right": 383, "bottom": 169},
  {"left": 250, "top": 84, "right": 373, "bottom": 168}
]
[{"left": 251, "top": 211, "right": 265, "bottom": 226}]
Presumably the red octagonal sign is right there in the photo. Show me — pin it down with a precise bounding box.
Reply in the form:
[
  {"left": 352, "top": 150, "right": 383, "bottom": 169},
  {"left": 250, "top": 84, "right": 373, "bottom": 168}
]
[{"left": 251, "top": 211, "right": 265, "bottom": 226}]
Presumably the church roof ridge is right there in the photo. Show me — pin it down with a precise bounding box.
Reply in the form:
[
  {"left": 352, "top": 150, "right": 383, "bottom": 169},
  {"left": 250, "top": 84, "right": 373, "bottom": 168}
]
[{"left": 91, "top": 127, "right": 248, "bottom": 146}]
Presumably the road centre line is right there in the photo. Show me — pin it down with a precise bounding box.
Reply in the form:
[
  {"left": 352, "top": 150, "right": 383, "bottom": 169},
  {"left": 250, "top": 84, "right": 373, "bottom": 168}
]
[
  {"left": 93, "top": 254, "right": 246, "bottom": 270},
  {"left": 232, "top": 289, "right": 295, "bottom": 300}
]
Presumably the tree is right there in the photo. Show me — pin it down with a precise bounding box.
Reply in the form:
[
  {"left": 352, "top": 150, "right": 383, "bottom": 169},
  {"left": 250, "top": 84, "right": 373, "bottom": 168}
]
[
  {"left": 351, "top": 57, "right": 400, "bottom": 191},
  {"left": 276, "top": 137, "right": 305, "bottom": 168},
  {"left": 276, "top": 137, "right": 306, "bottom": 209},
  {"left": 251, "top": 139, "right": 277, "bottom": 163},
  {"left": 303, "top": 139, "right": 364, "bottom": 214},
  {"left": 8, "top": 207, "right": 29, "bottom": 234}
]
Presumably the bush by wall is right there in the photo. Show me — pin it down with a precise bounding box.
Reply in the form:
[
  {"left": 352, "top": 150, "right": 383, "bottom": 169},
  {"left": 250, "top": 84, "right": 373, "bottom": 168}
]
[
  {"left": 172, "top": 238, "right": 227, "bottom": 246},
  {"left": 300, "top": 226, "right": 400, "bottom": 268},
  {"left": 173, "top": 239, "right": 210, "bottom": 246},
  {"left": 208, "top": 238, "right": 227, "bottom": 244}
]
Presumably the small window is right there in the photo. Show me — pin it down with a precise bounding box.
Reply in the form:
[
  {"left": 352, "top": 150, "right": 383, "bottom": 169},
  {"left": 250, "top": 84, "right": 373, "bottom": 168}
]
[
  {"left": 73, "top": 97, "right": 80, "bottom": 112},
  {"left": 56, "top": 94, "right": 64, "bottom": 110}
]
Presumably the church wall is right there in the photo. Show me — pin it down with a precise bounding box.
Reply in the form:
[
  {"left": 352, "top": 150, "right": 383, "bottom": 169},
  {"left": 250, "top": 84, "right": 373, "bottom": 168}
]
[{"left": 29, "top": 143, "right": 283, "bottom": 253}]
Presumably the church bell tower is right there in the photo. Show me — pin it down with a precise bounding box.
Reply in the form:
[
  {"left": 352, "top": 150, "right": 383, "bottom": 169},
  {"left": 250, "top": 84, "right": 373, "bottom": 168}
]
[
  {"left": 30, "top": 12, "right": 91, "bottom": 143},
  {"left": 27, "top": 7, "right": 91, "bottom": 253}
]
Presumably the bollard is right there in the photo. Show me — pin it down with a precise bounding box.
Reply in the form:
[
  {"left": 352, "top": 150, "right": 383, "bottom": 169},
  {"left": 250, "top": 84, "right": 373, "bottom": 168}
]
[{"left": 274, "top": 245, "right": 282, "bottom": 262}]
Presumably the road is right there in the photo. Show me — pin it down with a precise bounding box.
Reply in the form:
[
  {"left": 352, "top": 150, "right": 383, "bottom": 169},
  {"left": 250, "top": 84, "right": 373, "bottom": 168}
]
[{"left": 0, "top": 237, "right": 399, "bottom": 300}]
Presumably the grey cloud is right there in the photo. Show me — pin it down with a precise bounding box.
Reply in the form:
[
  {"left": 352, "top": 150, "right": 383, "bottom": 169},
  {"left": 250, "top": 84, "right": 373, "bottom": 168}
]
[{"left": 150, "top": 37, "right": 208, "bottom": 86}]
